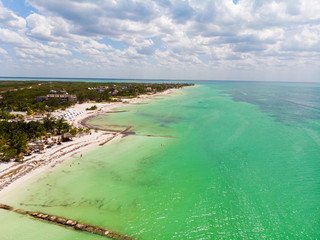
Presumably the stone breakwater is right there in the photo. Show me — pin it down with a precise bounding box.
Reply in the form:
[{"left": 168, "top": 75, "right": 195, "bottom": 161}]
[{"left": 0, "top": 204, "right": 135, "bottom": 240}]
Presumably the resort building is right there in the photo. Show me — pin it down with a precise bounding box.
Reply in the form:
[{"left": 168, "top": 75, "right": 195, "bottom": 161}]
[
  {"left": 36, "top": 94, "right": 77, "bottom": 102},
  {"left": 111, "top": 90, "right": 119, "bottom": 96},
  {"left": 46, "top": 94, "right": 77, "bottom": 102}
]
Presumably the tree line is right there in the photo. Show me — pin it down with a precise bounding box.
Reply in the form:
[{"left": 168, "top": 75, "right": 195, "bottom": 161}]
[
  {"left": 0, "top": 81, "right": 192, "bottom": 114},
  {"left": 0, "top": 117, "right": 80, "bottom": 161}
]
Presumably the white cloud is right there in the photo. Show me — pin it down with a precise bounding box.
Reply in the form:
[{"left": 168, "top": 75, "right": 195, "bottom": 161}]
[
  {"left": 0, "top": 47, "right": 7, "bottom": 55},
  {"left": 0, "top": 1, "right": 26, "bottom": 29},
  {"left": 15, "top": 43, "right": 72, "bottom": 59},
  {"left": 0, "top": 28, "right": 32, "bottom": 47},
  {"left": 26, "top": 13, "right": 60, "bottom": 41},
  {"left": 0, "top": 0, "right": 318, "bottom": 81},
  {"left": 84, "top": 40, "right": 113, "bottom": 51},
  {"left": 70, "top": 58, "right": 86, "bottom": 65}
]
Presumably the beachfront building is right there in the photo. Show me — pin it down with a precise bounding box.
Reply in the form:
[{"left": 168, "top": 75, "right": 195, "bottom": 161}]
[
  {"left": 46, "top": 94, "right": 77, "bottom": 102},
  {"left": 36, "top": 94, "right": 77, "bottom": 102},
  {"left": 95, "top": 86, "right": 109, "bottom": 93},
  {"left": 62, "top": 132, "right": 72, "bottom": 142},
  {"left": 36, "top": 88, "right": 77, "bottom": 103},
  {"left": 111, "top": 90, "right": 119, "bottom": 96}
]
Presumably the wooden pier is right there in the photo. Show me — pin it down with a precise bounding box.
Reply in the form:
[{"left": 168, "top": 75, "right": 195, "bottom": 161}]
[{"left": 0, "top": 204, "right": 136, "bottom": 239}]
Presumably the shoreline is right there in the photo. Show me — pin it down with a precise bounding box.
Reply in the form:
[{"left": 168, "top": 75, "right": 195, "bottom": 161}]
[{"left": 0, "top": 88, "right": 178, "bottom": 199}]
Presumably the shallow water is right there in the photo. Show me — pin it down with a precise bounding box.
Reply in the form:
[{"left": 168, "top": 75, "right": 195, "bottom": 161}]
[{"left": 1, "top": 82, "right": 319, "bottom": 239}]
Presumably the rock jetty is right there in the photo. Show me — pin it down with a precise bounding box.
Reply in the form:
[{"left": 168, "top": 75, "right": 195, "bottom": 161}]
[{"left": 0, "top": 203, "right": 135, "bottom": 240}]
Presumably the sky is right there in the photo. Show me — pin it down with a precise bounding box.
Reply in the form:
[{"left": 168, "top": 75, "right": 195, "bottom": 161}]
[{"left": 0, "top": 0, "right": 319, "bottom": 82}]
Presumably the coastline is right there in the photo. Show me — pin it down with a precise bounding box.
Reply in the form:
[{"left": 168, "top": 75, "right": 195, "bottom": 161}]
[{"left": 0, "top": 88, "right": 177, "bottom": 199}]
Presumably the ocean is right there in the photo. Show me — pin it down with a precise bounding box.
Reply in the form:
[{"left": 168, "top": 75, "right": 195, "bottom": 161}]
[{"left": 0, "top": 81, "right": 319, "bottom": 239}]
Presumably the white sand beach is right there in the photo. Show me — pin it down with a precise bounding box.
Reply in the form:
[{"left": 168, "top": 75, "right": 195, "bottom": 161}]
[{"left": 0, "top": 89, "right": 174, "bottom": 198}]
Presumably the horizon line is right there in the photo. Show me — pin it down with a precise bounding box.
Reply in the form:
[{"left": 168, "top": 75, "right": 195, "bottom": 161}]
[{"left": 0, "top": 76, "right": 318, "bottom": 84}]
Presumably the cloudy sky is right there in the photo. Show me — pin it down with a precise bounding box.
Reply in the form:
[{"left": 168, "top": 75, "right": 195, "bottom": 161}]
[{"left": 0, "top": 0, "right": 319, "bottom": 81}]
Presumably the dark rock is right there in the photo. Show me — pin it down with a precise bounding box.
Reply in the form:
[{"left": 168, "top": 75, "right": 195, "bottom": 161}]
[
  {"left": 56, "top": 217, "right": 67, "bottom": 224},
  {"left": 5, "top": 205, "right": 136, "bottom": 239},
  {"left": 84, "top": 226, "right": 95, "bottom": 233},
  {"left": 112, "top": 233, "right": 120, "bottom": 239},
  {"left": 48, "top": 215, "right": 57, "bottom": 221},
  {"left": 107, "top": 232, "right": 115, "bottom": 238},
  {"left": 14, "top": 209, "right": 28, "bottom": 214},
  {"left": 0, "top": 204, "right": 13, "bottom": 210},
  {"left": 75, "top": 223, "right": 86, "bottom": 230},
  {"left": 66, "top": 220, "right": 77, "bottom": 226},
  {"left": 94, "top": 228, "right": 106, "bottom": 235},
  {"left": 40, "top": 214, "right": 49, "bottom": 219}
]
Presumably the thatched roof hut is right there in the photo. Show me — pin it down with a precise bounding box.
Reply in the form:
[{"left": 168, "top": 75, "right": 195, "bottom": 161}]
[
  {"left": 24, "top": 149, "right": 32, "bottom": 156},
  {"left": 62, "top": 133, "right": 72, "bottom": 142}
]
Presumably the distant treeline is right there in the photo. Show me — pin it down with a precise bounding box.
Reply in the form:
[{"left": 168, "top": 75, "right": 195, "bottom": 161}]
[
  {"left": 0, "top": 80, "right": 193, "bottom": 161},
  {"left": 0, "top": 81, "right": 192, "bottom": 113}
]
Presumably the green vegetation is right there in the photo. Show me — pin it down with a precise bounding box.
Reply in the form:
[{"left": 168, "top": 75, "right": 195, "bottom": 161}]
[
  {"left": 0, "top": 80, "right": 193, "bottom": 161},
  {"left": 86, "top": 105, "right": 97, "bottom": 111},
  {"left": 0, "top": 110, "right": 15, "bottom": 120},
  {"left": 0, "top": 117, "right": 79, "bottom": 161},
  {"left": 0, "top": 81, "right": 192, "bottom": 113}
]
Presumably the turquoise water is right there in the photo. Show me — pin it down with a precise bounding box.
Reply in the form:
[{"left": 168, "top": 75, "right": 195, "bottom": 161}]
[{"left": 0, "top": 82, "right": 319, "bottom": 239}]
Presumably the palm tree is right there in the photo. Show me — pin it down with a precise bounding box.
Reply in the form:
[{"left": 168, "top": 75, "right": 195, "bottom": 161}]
[
  {"left": 55, "top": 118, "right": 70, "bottom": 135},
  {"left": 9, "top": 130, "right": 28, "bottom": 155}
]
